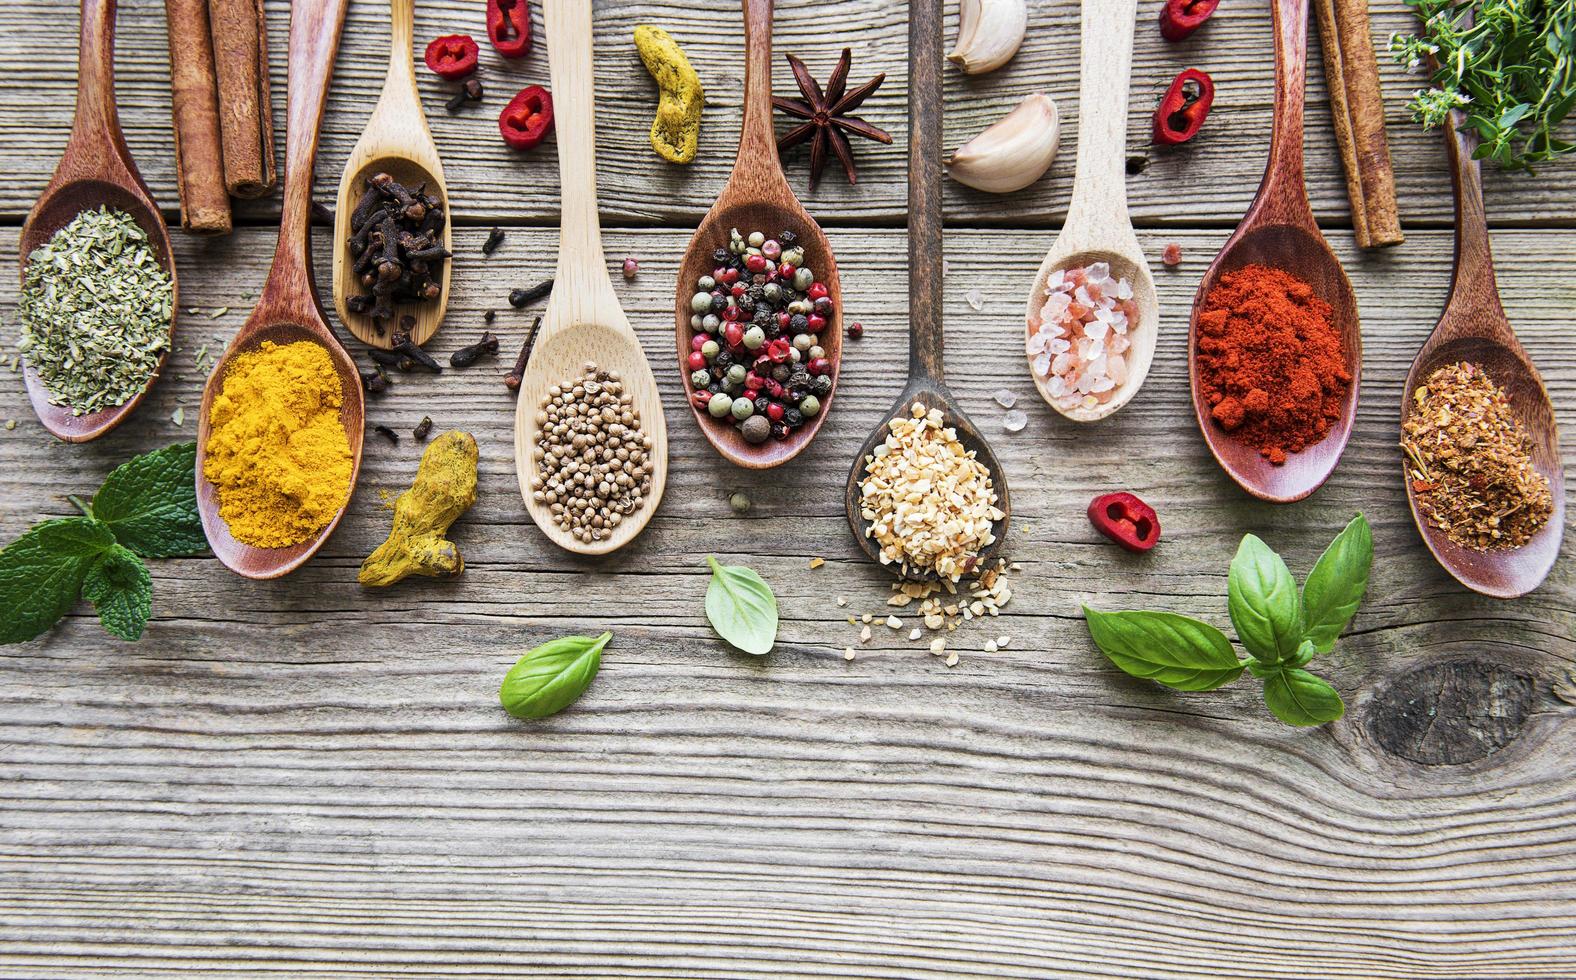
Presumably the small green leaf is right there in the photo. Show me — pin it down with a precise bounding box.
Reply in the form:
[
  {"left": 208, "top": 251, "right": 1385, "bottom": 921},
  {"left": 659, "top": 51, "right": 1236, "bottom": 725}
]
[
  {"left": 704, "top": 557, "right": 778, "bottom": 655},
  {"left": 499, "top": 632, "right": 610, "bottom": 719},
  {"left": 1228, "top": 534, "right": 1303, "bottom": 662},
  {"left": 0, "top": 518, "right": 117, "bottom": 645},
  {"left": 1301, "top": 514, "right": 1373, "bottom": 653},
  {"left": 90, "top": 442, "right": 206, "bottom": 558},
  {"left": 1083, "top": 607, "right": 1246, "bottom": 692},
  {"left": 1261, "top": 668, "right": 1345, "bottom": 726},
  {"left": 82, "top": 545, "right": 152, "bottom": 641}
]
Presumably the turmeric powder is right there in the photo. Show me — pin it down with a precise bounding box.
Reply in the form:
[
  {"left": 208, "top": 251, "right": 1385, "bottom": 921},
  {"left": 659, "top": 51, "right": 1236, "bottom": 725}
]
[
  {"left": 359, "top": 430, "right": 477, "bottom": 586},
  {"left": 634, "top": 25, "right": 703, "bottom": 164},
  {"left": 203, "top": 340, "right": 353, "bottom": 549}
]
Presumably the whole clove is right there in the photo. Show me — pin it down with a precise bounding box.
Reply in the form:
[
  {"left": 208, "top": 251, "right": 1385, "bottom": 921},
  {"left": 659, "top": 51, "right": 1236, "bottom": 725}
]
[
  {"left": 367, "top": 347, "right": 405, "bottom": 369},
  {"left": 508, "top": 278, "right": 554, "bottom": 309},
  {"left": 373, "top": 424, "right": 400, "bottom": 444},
  {"left": 482, "top": 227, "right": 506, "bottom": 255},
  {"left": 345, "top": 171, "right": 450, "bottom": 334},
  {"left": 312, "top": 200, "right": 336, "bottom": 225},
  {"left": 451, "top": 331, "right": 500, "bottom": 368},
  {"left": 413, "top": 415, "right": 433, "bottom": 441},
  {"left": 391, "top": 331, "right": 442, "bottom": 373},
  {"left": 484, "top": 310, "right": 497, "bottom": 324},
  {"left": 445, "top": 76, "right": 485, "bottom": 113},
  {"left": 505, "top": 315, "right": 543, "bottom": 392},
  {"left": 361, "top": 367, "right": 390, "bottom": 394}
]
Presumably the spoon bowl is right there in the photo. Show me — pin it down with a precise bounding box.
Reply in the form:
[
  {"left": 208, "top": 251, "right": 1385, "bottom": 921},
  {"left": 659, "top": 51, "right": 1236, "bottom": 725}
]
[
  {"left": 674, "top": 0, "right": 841, "bottom": 469},
  {"left": 1187, "top": 0, "right": 1360, "bottom": 503},
  {"left": 18, "top": 0, "right": 177, "bottom": 443}
]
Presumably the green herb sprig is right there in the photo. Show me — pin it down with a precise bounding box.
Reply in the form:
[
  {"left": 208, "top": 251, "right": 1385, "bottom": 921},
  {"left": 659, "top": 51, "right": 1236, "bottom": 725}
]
[
  {"left": 0, "top": 443, "right": 206, "bottom": 644},
  {"left": 499, "top": 632, "right": 610, "bottom": 719},
  {"left": 1391, "top": 0, "right": 1576, "bottom": 171},
  {"left": 1083, "top": 514, "right": 1372, "bottom": 727},
  {"left": 704, "top": 557, "right": 778, "bottom": 655}
]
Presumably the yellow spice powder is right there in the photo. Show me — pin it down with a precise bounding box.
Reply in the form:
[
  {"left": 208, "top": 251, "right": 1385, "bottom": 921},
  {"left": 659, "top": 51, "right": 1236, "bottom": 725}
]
[{"left": 204, "top": 340, "right": 352, "bottom": 548}]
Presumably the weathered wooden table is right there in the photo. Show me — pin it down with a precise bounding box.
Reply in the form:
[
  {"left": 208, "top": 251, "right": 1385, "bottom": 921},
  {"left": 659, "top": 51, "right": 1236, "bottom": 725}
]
[{"left": 2, "top": 0, "right": 1572, "bottom": 976}]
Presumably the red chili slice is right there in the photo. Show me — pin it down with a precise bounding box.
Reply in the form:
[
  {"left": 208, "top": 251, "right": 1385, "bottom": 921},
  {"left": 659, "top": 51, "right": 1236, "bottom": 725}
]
[
  {"left": 1087, "top": 492, "right": 1160, "bottom": 552},
  {"left": 487, "top": 0, "right": 532, "bottom": 59},
  {"left": 424, "top": 34, "right": 479, "bottom": 80},
  {"left": 1159, "top": 0, "right": 1220, "bottom": 42},
  {"left": 1152, "top": 68, "right": 1214, "bottom": 146},
  {"left": 499, "top": 85, "right": 554, "bottom": 150}
]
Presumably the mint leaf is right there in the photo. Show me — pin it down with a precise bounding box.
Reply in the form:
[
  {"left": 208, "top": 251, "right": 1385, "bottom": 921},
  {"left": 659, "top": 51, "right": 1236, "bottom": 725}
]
[
  {"left": 1228, "top": 534, "right": 1304, "bottom": 663},
  {"left": 90, "top": 442, "right": 206, "bottom": 558},
  {"left": 0, "top": 518, "right": 116, "bottom": 645},
  {"left": 1300, "top": 514, "right": 1373, "bottom": 653},
  {"left": 82, "top": 545, "right": 152, "bottom": 641},
  {"left": 1261, "top": 667, "right": 1345, "bottom": 726},
  {"left": 1084, "top": 607, "right": 1246, "bottom": 692}
]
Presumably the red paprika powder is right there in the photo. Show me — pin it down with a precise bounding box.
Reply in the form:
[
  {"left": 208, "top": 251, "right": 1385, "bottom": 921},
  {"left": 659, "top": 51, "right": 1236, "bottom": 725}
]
[{"left": 1196, "top": 264, "right": 1350, "bottom": 465}]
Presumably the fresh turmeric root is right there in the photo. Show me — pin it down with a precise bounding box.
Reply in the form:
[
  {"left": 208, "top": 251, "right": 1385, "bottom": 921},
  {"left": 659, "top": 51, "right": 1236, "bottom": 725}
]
[
  {"left": 359, "top": 430, "right": 478, "bottom": 586},
  {"left": 634, "top": 25, "right": 703, "bottom": 164}
]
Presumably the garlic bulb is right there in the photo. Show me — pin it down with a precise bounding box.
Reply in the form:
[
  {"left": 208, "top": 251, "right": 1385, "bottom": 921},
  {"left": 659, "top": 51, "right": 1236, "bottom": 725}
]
[
  {"left": 947, "top": 0, "right": 1028, "bottom": 75},
  {"left": 947, "top": 94, "right": 1060, "bottom": 194}
]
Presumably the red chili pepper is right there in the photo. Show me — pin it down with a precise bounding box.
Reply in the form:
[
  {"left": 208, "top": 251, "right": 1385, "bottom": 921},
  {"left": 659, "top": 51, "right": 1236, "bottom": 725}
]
[
  {"left": 1159, "top": 0, "right": 1220, "bottom": 41},
  {"left": 499, "top": 85, "right": 554, "bottom": 150},
  {"left": 1152, "top": 69, "right": 1214, "bottom": 145},
  {"left": 423, "top": 35, "right": 479, "bottom": 80},
  {"left": 486, "top": 0, "right": 532, "bottom": 59},
  {"left": 1088, "top": 492, "right": 1160, "bottom": 552}
]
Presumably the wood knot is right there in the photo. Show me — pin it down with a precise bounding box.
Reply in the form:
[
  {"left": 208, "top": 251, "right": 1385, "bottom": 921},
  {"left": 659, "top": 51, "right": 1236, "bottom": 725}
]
[{"left": 1365, "top": 659, "right": 1536, "bottom": 766}]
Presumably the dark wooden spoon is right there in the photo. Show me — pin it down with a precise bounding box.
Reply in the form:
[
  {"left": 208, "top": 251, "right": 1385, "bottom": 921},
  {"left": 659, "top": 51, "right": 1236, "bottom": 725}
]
[
  {"left": 1400, "top": 112, "right": 1564, "bottom": 599},
  {"left": 1187, "top": 0, "right": 1361, "bottom": 503},
  {"left": 18, "top": 0, "right": 176, "bottom": 443},
  {"left": 195, "top": 0, "right": 363, "bottom": 580},
  {"left": 673, "top": 0, "right": 842, "bottom": 469},
  {"left": 843, "top": 0, "right": 1009, "bottom": 582}
]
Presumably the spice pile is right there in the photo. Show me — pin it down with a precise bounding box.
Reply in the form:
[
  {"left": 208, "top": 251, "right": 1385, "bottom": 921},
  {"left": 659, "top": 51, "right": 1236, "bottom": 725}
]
[
  {"left": 528, "top": 362, "right": 653, "bottom": 544},
  {"left": 1196, "top": 264, "right": 1350, "bottom": 464},
  {"left": 19, "top": 207, "right": 174, "bottom": 415},
  {"left": 1028, "top": 262, "right": 1137, "bottom": 411},
  {"left": 683, "top": 227, "right": 835, "bottom": 444},
  {"left": 841, "top": 560, "right": 1015, "bottom": 667},
  {"left": 857, "top": 402, "right": 1005, "bottom": 581},
  {"left": 343, "top": 172, "right": 449, "bottom": 334},
  {"left": 1402, "top": 361, "right": 1554, "bottom": 550}
]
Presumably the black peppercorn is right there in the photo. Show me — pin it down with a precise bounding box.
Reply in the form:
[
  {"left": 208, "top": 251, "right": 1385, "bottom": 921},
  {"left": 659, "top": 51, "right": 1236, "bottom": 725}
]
[
  {"left": 713, "top": 247, "right": 729, "bottom": 264},
  {"left": 813, "top": 296, "right": 834, "bottom": 315},
  {"left": 753, "top": 396, "right": 769, "bottom": 415},
  {"left": 771, "top": 364, "right": 792, "bottom": 382},
  {"left": 789, "top": 313, "right": 808, "bottom": 332},
  {"left": 812, "top": 375, "right": 833, "bottom": 396},
  {"left": 715, "top": 350, "right": 734, "bottom": 369},
  {"left": 779, "top": 230, "right": 798, "bottom": 246},
  {"left": 789, "top": 370, "right": 811, "bottom": 388},
  {"left": 709, "top": 294, "right": 727, "bottom": 314},
  {"left": 707, "top": 381, "right": 722, "bottom": 394},
  {"left": 770, "top": 421, "right": 790, "bottom": 440},
  {"left": 784, "top": 408, "right": 804, "bottom": 427}
]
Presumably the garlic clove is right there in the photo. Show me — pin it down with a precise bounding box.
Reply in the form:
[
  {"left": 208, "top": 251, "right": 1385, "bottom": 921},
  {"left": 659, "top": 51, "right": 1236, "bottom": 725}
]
[
  {"left": 947, "top": 0, "right": 1028, "bottom": 75},
  {"left": 947, "top": 93, "right": 1060, "bottom": 194}
]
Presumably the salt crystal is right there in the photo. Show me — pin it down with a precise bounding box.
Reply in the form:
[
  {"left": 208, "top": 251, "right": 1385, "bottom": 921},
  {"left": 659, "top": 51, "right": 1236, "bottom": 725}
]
[
  {"left": 1091, "top": 375, "right": 1115, "bottom": 393},
  {"left": 965, "top": 288, "right": 984, "bottom": 311},
  {"left": 1115, "top": 279, "right": 1133, "bottom": 301},
  {"left": 1051, "top": 351, "right": 1073, "bottom": 375},
  {"left": 994, "top": 389, "right": 1017, "bottom": 408},
  {"left": 1045, "top": 268, "right": 1066, "bottom": 292},
  {"left": 1087, "top": 262, "right": 1109, "bottom": 281},
  {"left": 1084, "top": 320, "right": 1108, "bottom": 341},
  {"left": 1047, "top": 376, "right": 1067, "bottom": 397},
  {"left": 1108, "top": 353, "right": 1128, "bottom": 385},
  {"left": 1074, "top": 285, "right": 1093, "bottom": 309},
  {"left": 1042, "top": 291, "right": 1071, "bottom": 319},
  {"left": 1032, "top": 351, "right": 1052, "bottom": 377},
  {"left": 1026, "top": 332, "right": 1049, "bottom": 355},
  {"left": 1003, "top": 409, "right": 1027, "bottom": 432},
  {"left": 1049, "top": 337, "right": 1071, "bottom": 354}
]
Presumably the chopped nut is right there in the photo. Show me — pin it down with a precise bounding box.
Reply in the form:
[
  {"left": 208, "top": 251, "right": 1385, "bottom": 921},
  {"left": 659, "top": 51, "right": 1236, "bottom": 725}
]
[
  {"left": 930, "top": 637, "right": 946, "bottom": 655},
  {"left": 886, "top": 615, "right": 902, "bottom": 630},
  {"left": 908, "top": 627, "right": 922, "bottom": 640},
  {"left": 924, "top": 613, "right": 944, "bottom": 630},
  {"left": 809, "top": 557, "right": 825, "bottom": 569},
  {"left": 860, "top": 624, "right": 872, "bottom": 643},
  {"left": 997, "top": 635, "right": 1010, "bottom": 648},
  {"left": 945, "top": 651, "right": 959, "bottom": 667},
  {"left": 836, "top": 596, "right": 847, "bottom": 607},
  {"left": 843, "top": 647, "right": 856, "bottom": 661},
  {"left": 983, "top": 639, "right": 998, "bottom": 653},
  {"left": 862, "top": 614, "right": 873, "bottom": 624}
]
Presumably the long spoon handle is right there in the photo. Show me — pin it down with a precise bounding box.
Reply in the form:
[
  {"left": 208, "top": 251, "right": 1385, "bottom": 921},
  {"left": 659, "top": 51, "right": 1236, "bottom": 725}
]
[
  {"left": 67, "top": 0, "right": 131, "bottom": 177},
  {"left": 1255, "top": 0, "right": 1315, "bottom": 224},
  {"left": 1440, "top": 109, "right": 1505, "bottom": 327},
  {"left": 1064, "top": 0, "right": 1138, "bottom": 236},
  {"left": 261, "top": 0, "right": 350, "bottom": 322},
  {"left": 381, "top": 0, "right": 419, "bottom": 107},
  {"left": 908, "top": 0, "right": 945, "bottom": 384},
  {"left": 739, "top": 0, "right": 783, "bottom": 176}
]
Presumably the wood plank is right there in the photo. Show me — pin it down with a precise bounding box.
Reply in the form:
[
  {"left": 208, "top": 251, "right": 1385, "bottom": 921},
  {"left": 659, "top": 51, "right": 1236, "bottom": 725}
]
[
  {"left": 1, "top": 0, "right": 1574, "bottom": 228},
  {"left": 0, "top": 224, "right": 1571, "bottom": 977}
]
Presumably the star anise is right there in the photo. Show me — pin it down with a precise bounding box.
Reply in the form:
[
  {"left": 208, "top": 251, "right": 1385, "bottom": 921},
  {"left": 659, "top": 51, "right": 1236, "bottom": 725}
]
[{"left": 772, "top": 48, "right": 893, "bottom": 186}]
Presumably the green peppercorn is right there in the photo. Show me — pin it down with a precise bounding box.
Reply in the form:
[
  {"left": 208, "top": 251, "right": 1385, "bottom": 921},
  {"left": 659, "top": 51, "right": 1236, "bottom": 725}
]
[
  {"left": 691, "top": 292, "right": 713, "bottom": 313},
  {"left": 701, "top": 339, "right": 719, "bottom": 360},
  {"left": 799, "top": 395, "right": 821, "bottom": 416},
  {"left": 708, "top": 393, "right": 734, "bottom": 418},
  {"left": 762, "top": 283, "right": 782, "bottom": 302},
  {"left": 726, "top": 364, "right": 747, "bottom": 384},
  {"left": 702, "top": 314, "right": 721, "bottom": 331},
  {"left": 808, "top": 345, "right": 825, "bottom": 359},
  {"left": 748, "top": 231, "right": 765, "bottom": 247},
  {"left": 731, "top": 397, "right": 754, "bottom": 420},
  {"left": 699, "top": 276, "right": 716, "bottom": 290},
  {"left": 743, "top": 326, "right": 765, "bottom": 350},
  {"left": 690, "top": 369, "right": 711, "bottom": 388},
  {"left": 782, "top": 246, "right": 805, "bottom": 267},
  {"left": 691, "top": 315, "right": 703, "bottom": 329},
  {"left": 792, "top": 333, "right": 814, "bottom": 352},
  {"left": 729, "top": 491, "right": 751, "bottom": 513},
  {"left": 793, "top": 267, "right": 814, "bottom": 291}
]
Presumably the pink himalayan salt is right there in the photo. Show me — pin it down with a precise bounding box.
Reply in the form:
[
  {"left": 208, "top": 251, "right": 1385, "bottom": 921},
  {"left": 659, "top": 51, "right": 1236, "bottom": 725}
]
[{"left": 1027, "top": 263, "right": 1137, "bottom": 411}]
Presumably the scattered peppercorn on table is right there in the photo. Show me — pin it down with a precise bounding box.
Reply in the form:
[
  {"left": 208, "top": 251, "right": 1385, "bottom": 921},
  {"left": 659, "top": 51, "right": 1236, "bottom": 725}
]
[{"left": 0, "top": 0, "right": 1573, "bottom": 976}]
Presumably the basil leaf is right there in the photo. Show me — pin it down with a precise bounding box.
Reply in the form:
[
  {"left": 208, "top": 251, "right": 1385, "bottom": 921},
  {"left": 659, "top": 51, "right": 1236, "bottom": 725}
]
[
  {"left": 0, "top": 518, "right": 117, "bottom": 645},
  {"left": 499, "top": 631, "right": 610, "bottom": 719},
  {"left": 1083, "top": 607, "right": 1246, "bottom": 691},
  {"left": 1260, "top": 667, "right": 1345, "bottom": 727},
  {"left": 704, "top": 556, "right": 778, "bottom": 655},
  {"left": 1227, "top": 534, "right": 1304, "bottom": 663},
  {"left": 90, "top": 442, "right": 207, "bottom": 559},
  {"left": 1300, "top": 513, "right": 1373, "bottom": 653},
  {"left": 82, "top": 544, "right": 152, "bottom": 642}
]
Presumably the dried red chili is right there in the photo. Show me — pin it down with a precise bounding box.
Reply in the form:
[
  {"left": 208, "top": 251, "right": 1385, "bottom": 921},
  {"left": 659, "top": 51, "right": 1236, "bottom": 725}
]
[
  {"left": 486, "top": 0, "right": 532, "bottom": 59},
  {"left": 424, "top": 35, "right": 479, "bottom": 80},
  {"left": 499, "top": 85, "right": 554, "bottom": 150},
  {"left": 1159, "top": 0, "right": 1220, "bottom": 41},
  {"left": 1088, "top": 492, "right": 1160, "bottom": 552},
  {"left": 1153, "top": 69, "right": 1214, "bottom": 145}
]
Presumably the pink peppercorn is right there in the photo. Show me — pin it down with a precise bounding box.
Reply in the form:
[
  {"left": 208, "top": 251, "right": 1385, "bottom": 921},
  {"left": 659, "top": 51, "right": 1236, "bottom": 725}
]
[{"left": 1162, "top": 242, "right": 1183, "bottom": 266}]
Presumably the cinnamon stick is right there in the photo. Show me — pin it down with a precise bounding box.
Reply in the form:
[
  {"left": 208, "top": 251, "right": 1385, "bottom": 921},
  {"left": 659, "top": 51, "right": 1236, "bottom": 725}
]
[
  {"left": 1314, "top": 0, "right": 1403, "bottom": 248},
  {"left": 208, "top": 0, "right": 276, "bottom": 198},
  {"left": 164, "top": 0, "right": 230, "bottom": 233}
]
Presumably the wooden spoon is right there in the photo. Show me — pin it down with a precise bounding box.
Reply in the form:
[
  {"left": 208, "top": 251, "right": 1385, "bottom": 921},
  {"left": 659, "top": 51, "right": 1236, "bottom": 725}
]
[
  {"left": 1400, "top": 113, "right": 1564, "bottom": 599},
  {"left": 1186, "top": 0, "right": 1361, "bottom": 503},
  {"left": 195, "top": 0, "right": 363, "bottom": 580},
  {"left": 511, "top": 0, "right": 668, "bottom": 555},
  {"left": 673, "top": 0, "right": 842, "bottom": 469},
  {"left": 331, "top": 0, "right": 451, "bottom": 349},
  {"left": 843, "top": 0, "right": 1010, "bottom": 582},
  {"left": 1023, "top": 0, "right": 1157, "bottom": 423},
  {"left": 17, "top": 0, "right": 176, "bottom": 443}
]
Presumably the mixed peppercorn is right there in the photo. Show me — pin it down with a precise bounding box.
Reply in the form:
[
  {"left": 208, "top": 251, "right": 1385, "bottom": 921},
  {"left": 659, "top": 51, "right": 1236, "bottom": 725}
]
[{"left": 682, "top": 228, "right": 835, "bottom": 444}]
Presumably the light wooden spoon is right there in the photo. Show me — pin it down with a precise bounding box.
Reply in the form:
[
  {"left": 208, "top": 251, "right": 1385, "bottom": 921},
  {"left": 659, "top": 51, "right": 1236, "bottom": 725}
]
[
  {"left": 673, "top": 0, "right": 843, "bottom": 469},
  {"left": 844, "top": 0, "right": 1009, "bottom": 583},
  {"left": 511, "top": 0, "right": 668, "bottom": 556},
  {"left": 18, "top": 0, "right": 176, "bottom": 443},
  {"left": 331, "top": 0, "right": 451, "bottom": 349},
  {"left": 1024, "top": 0, "right": 1157, "bottom": 423},
  {"left": 1187, "top": 0, "right": 1361, "bottom": 503},
  {"left": 196, "top": 0, "right": 363, "bottom": 580},
  {"left": 1401, "top": 112, "right": 1564, "bottom": 599}
]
